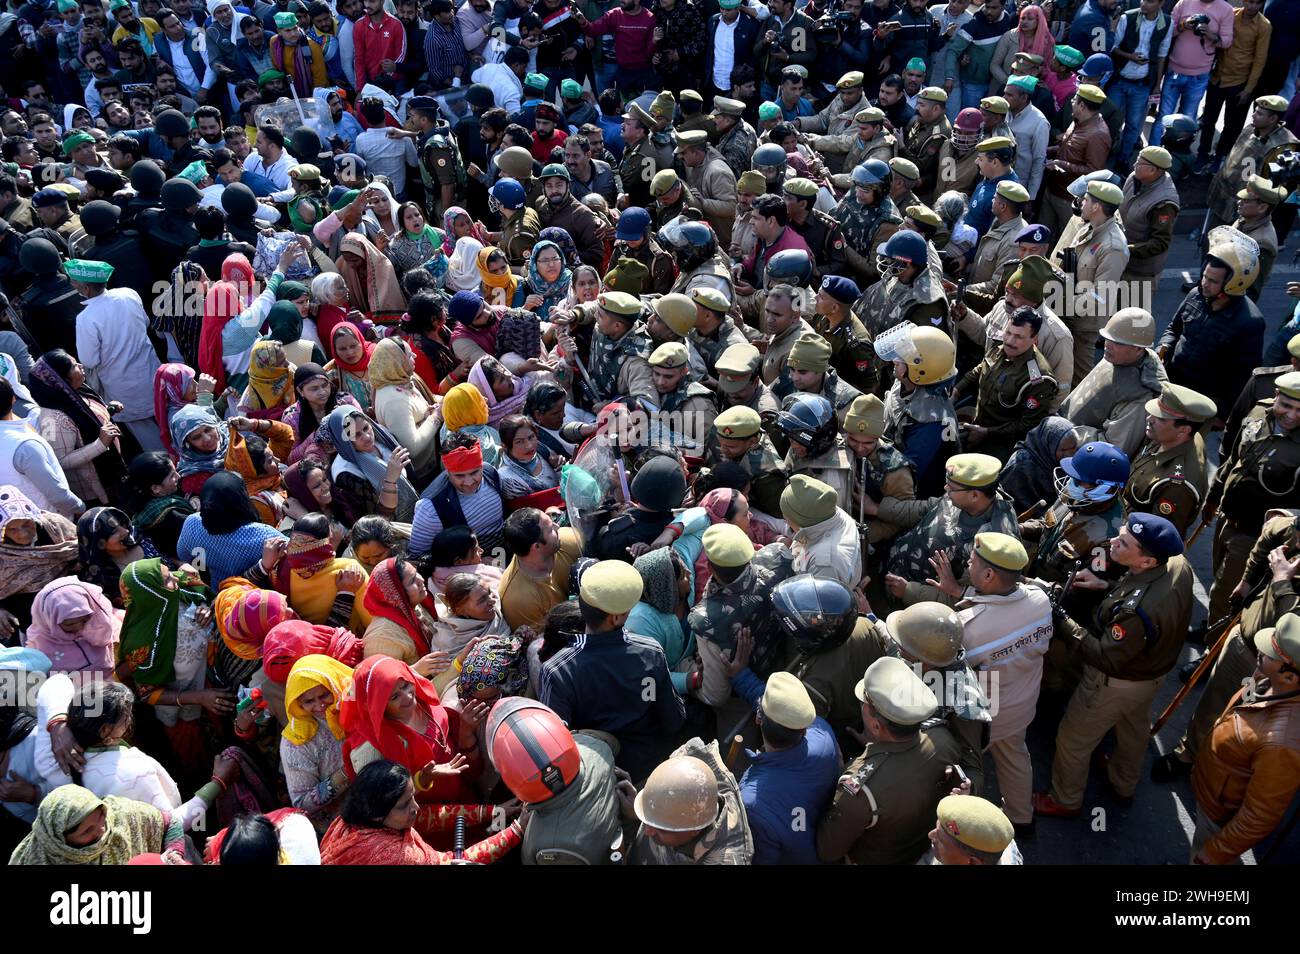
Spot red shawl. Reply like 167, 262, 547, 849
261, 619, 364, 684
318, 815, 521, 865
338, 655, 451, 777
361, 557, 435, 658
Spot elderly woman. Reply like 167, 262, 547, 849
627, 546, 700, 696
400, 291, 462, 396
430, 571, 511, 661
238, 338, 296, 421
336, 232, 406, 326
152, 363, 199, 458
175, 472, 287, 586
999, 416, 1078, 513
324, 406, 416, 523
280, 653, 354, 832
439, 382, 502, 467
324, 321, 374, 412
496, 414, 560, 503
410, 433, 505, 558
310, 273, 354, 359
24, 577, 121, 681
319, 760, 525, 865
0, 486, 79, 634
30, 350, 128, 509
370, 338, 441, 485
9, 785, 190, 865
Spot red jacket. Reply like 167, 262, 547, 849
353, 12, 407, 89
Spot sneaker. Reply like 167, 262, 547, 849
1151, 752, 1192, 784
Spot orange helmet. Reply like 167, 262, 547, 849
487, 698, 581, 804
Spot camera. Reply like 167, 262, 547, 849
813, 0, 858, 40
1267, 149, 1300, 190
1186, 13, 1210, 36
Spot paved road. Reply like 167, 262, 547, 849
1014, 196, 1300, 864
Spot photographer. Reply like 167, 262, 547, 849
1150, 0, 1235, 147
810, 0, 873, 95
873, 0, 942, 81
753, 0, 817, 99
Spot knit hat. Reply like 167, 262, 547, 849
602, 256, 648, 294
737, 171, 767, 195
630, 456, 687, 513
780, 474, 838, 528
787, 332, 832, 373
448, 289, 484, 324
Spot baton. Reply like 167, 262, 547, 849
1150, 608, 1242, 737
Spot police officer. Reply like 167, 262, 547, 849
14, 237, 84, 358
776, 394, 854, 510
875, 453, 1021, 609
900, 86, 952, 200
887, 157, 925, 226
645, 293, 708, 383
923, 795, 1021, 864
876, 323, 961, 496
701, 405, 788, 516
835, 158, 903, 286
816, 656, 971, 865
491, 177, 541, 268
710, 96, 760, 182
585, 291, 657, 410
953, 307, 1059, 462
853, 230, 949, 354
1202, 372, 1300, 628
1123, 383, 1215, 537
784, 176, 850, 278
761, 282, 816, 398
1033, 513, 1194, 817
812, 106, 896, 182
964, 181, 1029, 291
628, 741, 753, 865
617, 102, 660, 211
611, 206, 675, 295
1222, 332, 1300, 453
1206, 94, 1298, 232
810, 275, 874, 396
785, 332, 862, 423
843, 394, 916, 561
408, 95, 462, 221
714, 343, 782, 441
649, 169, 702, 231
687, 286, 748, 380
1119, 146, 1180, 311
647, 342, 716, 451
1231, 175, 1284, 301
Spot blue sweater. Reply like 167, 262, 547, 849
175, 514, 287, 587
1068, 0, 1117, 56
732, 668, 843, 865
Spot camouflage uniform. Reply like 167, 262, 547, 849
811, 309, 877, 395
701, 429, 788, 517
900, 113, 952, 200
717, 119, 759, 181
655, 377, 717, 451
631, 738, 753, 865
882, 378, 962, 497
690, 543, 796, 679
588, 321, 655, 408
782, 368, 862, 423
836, 193, 902, 286
418, 121, 464, 221
619, 136, 660, 208
782, 437, 855, 512
688, 320, 749, 378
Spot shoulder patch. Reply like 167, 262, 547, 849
1111, 624, 1126, 641
1158, 500, 1174, 515
1025, 395, 1040, 410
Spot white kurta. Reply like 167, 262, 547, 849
75, 288, 161, 423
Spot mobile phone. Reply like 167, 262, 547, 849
947, 765, 969, 789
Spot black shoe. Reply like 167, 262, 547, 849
1186, 621, 1208, 647
1093, 750, 1135, 807
1013, 820, 1037, 843
1179, 655, 1202, 684
1151, 752, 1191, 784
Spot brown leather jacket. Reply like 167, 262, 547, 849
1191, 683, 1300, 864
1045, 113, 1113, 198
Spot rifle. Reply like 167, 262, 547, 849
1150, 607, 1242, 737
1052, 559, 1083, 610
1184, 518, 1209, 550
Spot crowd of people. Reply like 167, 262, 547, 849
0, 0, 1298, 868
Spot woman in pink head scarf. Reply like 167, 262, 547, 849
24, 576, 123, 681
692, 488, 783, 595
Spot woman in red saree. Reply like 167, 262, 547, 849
337, 654, 498, 846
320, 760, 526, 865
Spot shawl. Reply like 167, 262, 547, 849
476, 244, 520, 308
368, 337, 417, 391
339, 654, 447, 775
633, 546, 678, 616
468, 357, 528, 426
362, 558, 433, 658
1016, 4, 1054, 62
441, 207, 489, 256
283, 457, 331, 514
262, 618, 364, 684
214, 577, 296, 660
538, 227, 580, 268
455, 634, 528, 700
441, 382, 489, 431
29, 357, 126, 496
366, 181, 401, 235
0, 486, 78, 599
430, 608, 510, 656
152, 363, 195, 458
134, 493, 195, 536
329, 321, 373, 376
284, 653, 353, 745
446, 236, 485, 292
201, 280, 243, 395
270, 33, 316, 96
170, 403, 230, 478
227, 429, 285, 510
25, 577, 121, 677
319, 816, 444, 865
117, 558, 211, 687
243, 338, 295, 413
324, 406, 413, 497
288, 362, 340, 441
10, 787, 165, 866
76, 506, 137, 597
526, 239, 573, 316
337, 232, 406, 325
1000, 415, 1076, 513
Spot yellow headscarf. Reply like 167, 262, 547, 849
245, 339, 294, 409
367, 337, 416, 391
283, 653, 353, 746
442, 382, 489, 431
477, 244, 520, 308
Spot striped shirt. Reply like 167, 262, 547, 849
423, 18, 469, 88
409, 480, 505, 556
